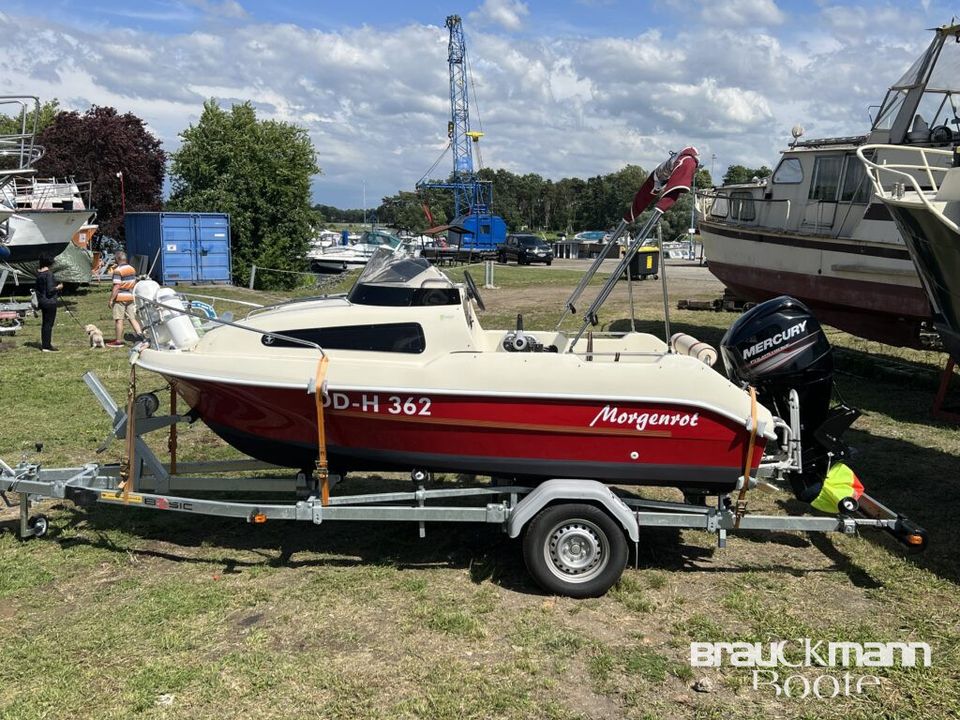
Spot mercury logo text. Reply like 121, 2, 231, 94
742, 321, 807, 360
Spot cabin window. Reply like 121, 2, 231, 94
839, 156, 870, 203
809, 156, 842, 202
261, 322, 426, 353
729, 191, 756, 221
480, 224, 491, 235
709, 195, 729, 218
772, 158, 803, 184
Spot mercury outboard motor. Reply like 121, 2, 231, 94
720, 296, 859, 502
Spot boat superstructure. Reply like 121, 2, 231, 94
698, 23, 960, 348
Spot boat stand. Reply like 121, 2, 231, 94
932, 357, 960, 423
0, 266, 36, 323
0, 372, 927, 597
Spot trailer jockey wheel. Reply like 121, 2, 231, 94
838, 496, 859, 514
410, 469, 432, 484
522, 504, 628, 598
27, 515, 49, 538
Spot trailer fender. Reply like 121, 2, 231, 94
507, 479, 640, 542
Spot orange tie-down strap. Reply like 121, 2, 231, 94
734, 386, 758, 529
121, 363, 138, 502
313, 355, 331, 505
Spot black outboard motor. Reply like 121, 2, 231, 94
720, 296, 858, 502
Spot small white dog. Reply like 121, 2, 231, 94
85, 323, 106, 349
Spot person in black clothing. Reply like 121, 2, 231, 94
35, 253, 63, 352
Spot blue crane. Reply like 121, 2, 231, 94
417, 15, 506, 252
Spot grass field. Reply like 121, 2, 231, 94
1, 262, 959, 720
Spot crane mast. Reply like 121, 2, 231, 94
417, 15, 505, 252
446, 14, 489, 216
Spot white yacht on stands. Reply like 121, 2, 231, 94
698, 23, 960, 348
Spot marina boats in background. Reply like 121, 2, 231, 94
661, 238, 701, 261
308, 228, 420, 273
697, 22, 960, 348
308, 229, 341, 253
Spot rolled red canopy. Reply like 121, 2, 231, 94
623, 146, 700, 222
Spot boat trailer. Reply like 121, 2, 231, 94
0, 372, 927, 598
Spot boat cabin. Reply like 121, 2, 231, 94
702, 22, 960, 243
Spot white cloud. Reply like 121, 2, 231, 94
0, 6, 943, 206
470, 0, 529, 31
186, 0, 248, 20
698, 0, 784, 27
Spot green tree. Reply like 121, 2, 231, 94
722, 164, 771, 185
376, 189, 449, 232
0, 98, 60, 136
168, 100, 320, 289
34, 106, 166, 238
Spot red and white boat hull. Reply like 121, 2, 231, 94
174, 378, 766, 490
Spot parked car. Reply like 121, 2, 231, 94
497, 234, 554, 265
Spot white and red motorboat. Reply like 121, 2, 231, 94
134, 248, 774, 489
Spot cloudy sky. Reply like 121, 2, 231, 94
0, 0, 952, 208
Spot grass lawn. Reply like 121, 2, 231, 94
1, 262, 959, 720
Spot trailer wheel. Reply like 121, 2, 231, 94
522, 504, 628, 598
27, 515, 49, 538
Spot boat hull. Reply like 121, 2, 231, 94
884, 203, 960, 362
309, 257, 369, 274
173, 377, 765, 491
3, 210, 92, 264
700, 220, 930, 347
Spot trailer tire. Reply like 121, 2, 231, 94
522, 503, 628, 598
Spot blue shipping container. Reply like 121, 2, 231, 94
124, 212, 232, 285
447, 213, 507, 250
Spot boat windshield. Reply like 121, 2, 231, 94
360, 229, 404, 249
354, 248, 434, 285
347, 248, 459, 306
873, 24, 960, 133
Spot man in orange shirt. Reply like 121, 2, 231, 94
107, 251, 143, 347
